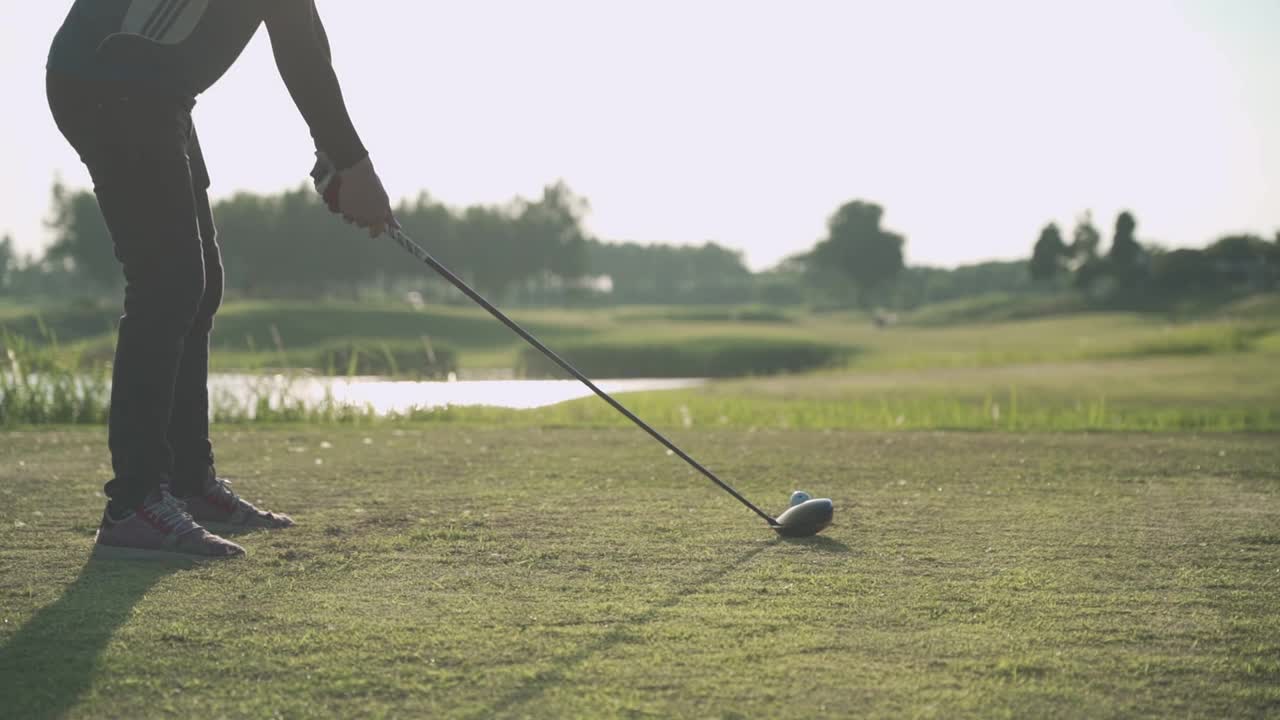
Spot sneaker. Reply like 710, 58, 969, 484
179, 474, 295, 529
95, 492, 245, 559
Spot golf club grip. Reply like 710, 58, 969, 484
387, 227, 779, 526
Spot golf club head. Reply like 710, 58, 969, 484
771, 498, 834, 538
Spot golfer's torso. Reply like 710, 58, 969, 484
48, 0, 266, 98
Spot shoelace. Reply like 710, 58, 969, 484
209, 477, 247, 511
147, 493, 200, 536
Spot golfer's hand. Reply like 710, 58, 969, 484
312, 153, 393, 238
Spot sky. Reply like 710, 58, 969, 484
3, 0, 1278, 270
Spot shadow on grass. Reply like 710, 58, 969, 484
0, 551, 189, 720
782, 534, 851, 553
471, 541, 776, 719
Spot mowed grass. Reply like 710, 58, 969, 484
500, 353, 1280, 432
1, 426, 1278, 718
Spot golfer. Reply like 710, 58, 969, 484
46, 0, 393, 557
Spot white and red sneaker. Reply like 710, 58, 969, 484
178, 473, 295, 530
95, 491, 245, 559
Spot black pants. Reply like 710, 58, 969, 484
47, 72, 222, 509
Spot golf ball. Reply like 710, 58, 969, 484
789, 490, 812, 507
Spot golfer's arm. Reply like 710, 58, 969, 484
264, 0, 368, 170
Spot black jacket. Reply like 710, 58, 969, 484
48, 0, 367, 168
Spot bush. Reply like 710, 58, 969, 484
517, 337, 851, 378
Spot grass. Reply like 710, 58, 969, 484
314, 338, 458, 378
2, 299, 1277, 716
422, 352, 1279, 432
902, 291, 1090, 326
0, 427, 1277, 718
4, 295, 1278, 375
4, 351, 1278, 431
517, 336, 850, 378
0, 329, 109, 426
3, 315, 1279, 430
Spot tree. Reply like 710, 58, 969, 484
808, 200, 905, 307
515, 182, 591, 282
458, 204, 523, 298
1070, 212, 1101, 261
44, 181, 118, 291
1029, 223, 1069, 284
1207, 234, 1269, 263
1150, 248, 1215, 296
1272, 231, 1280, 285
1205, 234, 1272, 290
585, 239, 752, 304
1069, 212, 1103, 290
1107, 211, 1145, 280
0, 234, 14, 293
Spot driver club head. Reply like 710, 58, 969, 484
771, 498, 834, 538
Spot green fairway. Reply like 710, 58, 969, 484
497, 352, 1280, 432
2, 426, 1277, 718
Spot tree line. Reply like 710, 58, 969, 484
1, 181, 763, 306
1030, 211, 1280, 305
1, 182, 1275, 309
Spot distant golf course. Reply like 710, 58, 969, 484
3, 292, 1279, 429
1, 295, 1278, 717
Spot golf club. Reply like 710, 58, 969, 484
312, 159, 832, 537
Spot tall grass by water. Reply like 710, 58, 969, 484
0, 326, 382, 427
0, 328, 108, 425
3, 332, 1276, 431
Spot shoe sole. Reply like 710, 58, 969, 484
92, 542, 245, 562
198, 519, 295, 532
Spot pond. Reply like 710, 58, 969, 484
207, 374, 704, 416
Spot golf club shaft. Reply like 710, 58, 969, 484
387, 226, 779, 526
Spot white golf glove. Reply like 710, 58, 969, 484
312, 152, 394, 238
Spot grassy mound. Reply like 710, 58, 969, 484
212, 301, 584, 352
1217, 293, 1280, 320
620, 306, 794, 324
1103, 323, 1275, 358
0, 304, 119, 345
516, 337, 851, 378
903, 292, 1089, 326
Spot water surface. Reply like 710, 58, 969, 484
207, 374, 703, 416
